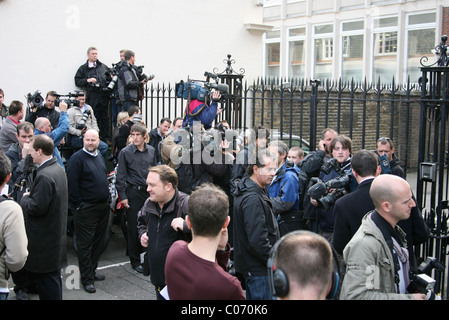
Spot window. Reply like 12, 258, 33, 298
264, 30, 281, 79
406, 12, 436, 83
313, 24, 333, 80
288, 27, 306, 78
341, 20, 364, 82
372, 16, 398, 83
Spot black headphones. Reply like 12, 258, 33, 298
267, 231, 341, 299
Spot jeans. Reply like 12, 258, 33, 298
243, 274, 274, 300
0, 292, 8, 300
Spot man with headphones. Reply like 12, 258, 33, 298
267, 230, 339, 300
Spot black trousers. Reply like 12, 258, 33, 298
87, 93, 110, 141
126, 186, 148, 268
74, 201, 109, 286
27, 270, 62, 300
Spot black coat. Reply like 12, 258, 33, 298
20, 157, 68, 273
74, 59, 110, 97
233, 176, 279, 276
333, 178, 375, 255
136, 190, 190, 286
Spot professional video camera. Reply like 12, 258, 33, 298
307, 174, 350, 210
175, 71, 229, 103
54, 92, 83, 109
408, 257, 445, 300
26, 90, 45, 111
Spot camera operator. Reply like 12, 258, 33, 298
308, 135, 356, 243
74, 46, 111, 144
340, 174, 426, 300
66, 91, 108, 158
182, 90, 223, 130
25, 91, 60, 129
117, 50, 149, 111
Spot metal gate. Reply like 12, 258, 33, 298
416, 36, 449, 298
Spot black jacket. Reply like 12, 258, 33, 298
233, 176, 279, 276
74, 60, 110, 97
117, 61, 141, 103
333, 178, 376, 255
20, 157, 68, 273
136, 190, 190, 286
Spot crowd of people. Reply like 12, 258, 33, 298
0, 47, 435, 301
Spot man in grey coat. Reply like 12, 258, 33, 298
340, 174, 426, 300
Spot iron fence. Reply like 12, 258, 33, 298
137, 73, 449, 298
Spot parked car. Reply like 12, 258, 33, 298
270, 131, 310, 155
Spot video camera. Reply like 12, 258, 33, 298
25, 90, 45, 111
54, 92, 84, 109
134, 65, 155, 83
408, 257, 445, 300
176, 71, 229, 103
307, 174, 350, 210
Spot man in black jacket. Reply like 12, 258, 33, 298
25, 91, 60, 128
116, 123, 157, 273
20, 134, 68, 300
137, 165, 190, 300
117, 50, 147, 111
74, 47, 111, 143
233, 149, 279, 300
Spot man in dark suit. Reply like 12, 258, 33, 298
333, 150, 381, 256
20, 134, 68, 300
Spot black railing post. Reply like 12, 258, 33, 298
309, 79, 320, 150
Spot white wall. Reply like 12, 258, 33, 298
0, 0, 264, 106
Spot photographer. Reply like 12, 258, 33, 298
117, 50, 148, 111
66, 91, 108, 158
308, 135, 356, 242
74, 46, 111, 143
299, 128, 338, 231
25, 91, 60, 128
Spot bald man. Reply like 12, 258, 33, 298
67, 129, 109, 293
33, 101, 69, 168
340, 174, 426, 300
